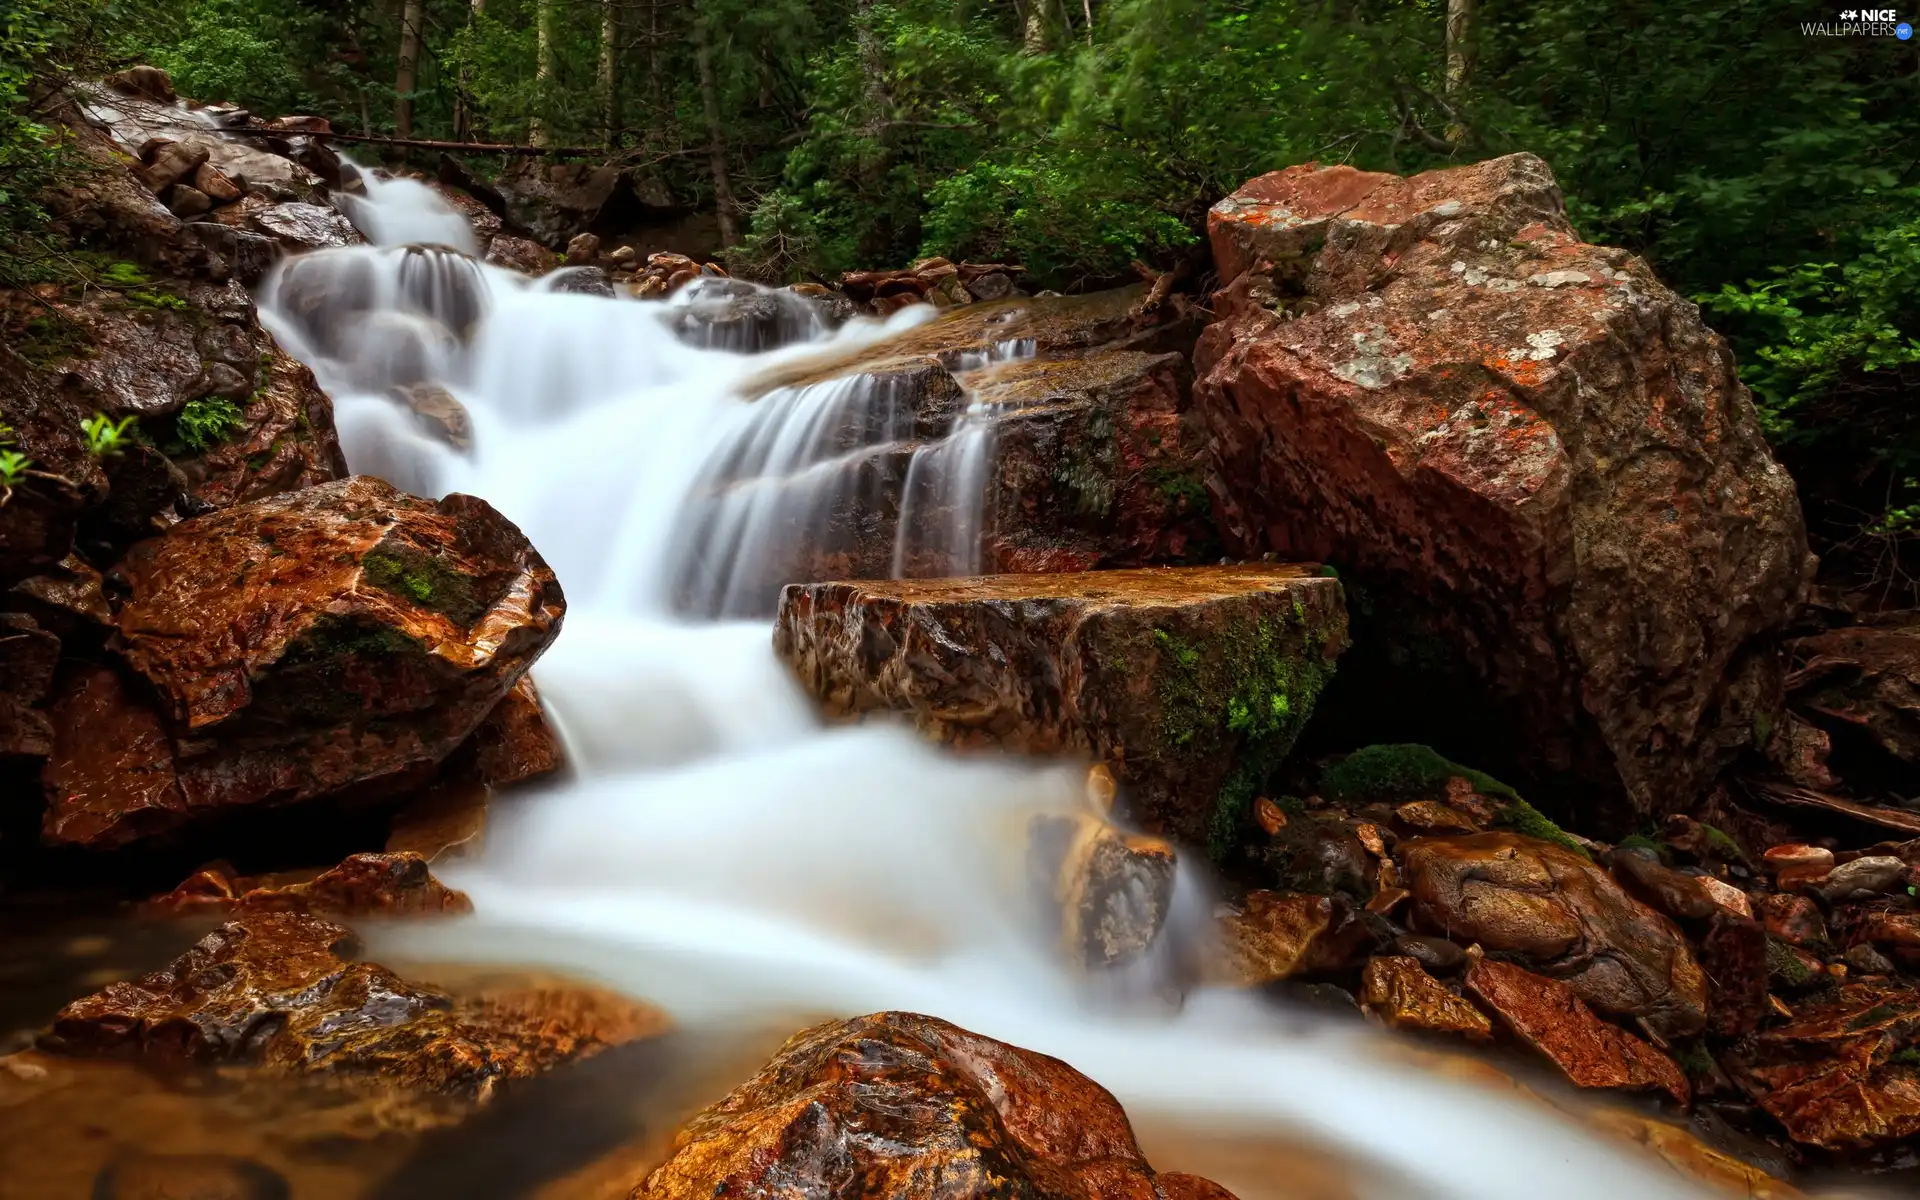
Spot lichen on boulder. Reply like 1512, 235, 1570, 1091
41, 475, 564, 848
774, 563, 1346, 849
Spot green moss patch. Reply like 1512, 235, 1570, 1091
1148, 607, 1338, 860
361, 541, 491, 625
1320, 743, 1589, 859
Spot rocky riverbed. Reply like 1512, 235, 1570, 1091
1, 66, 1918, 1200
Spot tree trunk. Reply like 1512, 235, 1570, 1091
693, 13, 738, 246
1022, 1, 1050, 54
1444, 0, 1476, 143
855, 0, 891, 133
599, 0, 622, 146
454, 0, 486, 142
530, 0, 554, 148
394, 0, 425, 140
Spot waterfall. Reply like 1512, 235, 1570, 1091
252, 174, 1717, 1200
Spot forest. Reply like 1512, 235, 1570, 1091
3, 1, 1917, 583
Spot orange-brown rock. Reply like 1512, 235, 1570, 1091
41, 475, 564, 848
40, 912, 662, 1105
1464, 958, 1690, 1106
1756, 892, 1827, 947
465, 675, 565, 788
1400, 832, 1709, 1038
774, 565, 1345, 847
1739, 981, 1920, 1150
149, 852, 471, 917
1196, 153, 1809, 820
1359, 955, 1492, 1040
630, 1011, 1230, 1200
1208, 891, 1336, 986
1029, 810, 1177, 969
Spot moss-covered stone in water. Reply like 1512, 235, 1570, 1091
361, 542, 490, 625
1148, 612, 1337, 859
1320, 744, 1590, 859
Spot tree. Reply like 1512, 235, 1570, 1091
692, 8, 737, 245
394, 0, 426, 139
599, 0, 622, 145
530, 0, 554, 147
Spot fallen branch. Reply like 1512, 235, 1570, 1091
1745, 779, 1920, 837
222, 128, 609, 158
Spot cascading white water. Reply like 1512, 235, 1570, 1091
256, 175, 1725, 1200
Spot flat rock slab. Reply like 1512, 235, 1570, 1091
774, 564, 1346, 849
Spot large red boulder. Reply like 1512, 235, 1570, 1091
41, 475, 564, 848
1195, 153, 1810, 821
631, 1011, 1236, 1200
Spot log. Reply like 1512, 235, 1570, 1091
1746, 779, 1920, 837
221, 128, 606, 158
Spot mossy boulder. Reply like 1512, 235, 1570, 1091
41, 476, 564, 849
773, 564, 1346, 850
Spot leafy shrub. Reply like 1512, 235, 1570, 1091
174, 395, 246, 452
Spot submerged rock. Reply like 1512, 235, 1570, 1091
42, 476, 564, 848
630, 1011, 1235, 1200
148, 852, 472, 917
774, 564, 1346, 848
1399, 832, 1709, 1039
40, 912, 664, 1105
1028, 808, 1177, 969
1465, 958, 1690, 1106
1197, 153, 1810, 822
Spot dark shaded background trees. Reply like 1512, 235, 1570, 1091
5, 0, 1918, 590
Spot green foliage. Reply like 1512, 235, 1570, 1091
174, 395, 246, 452
1495, 798, 1590, 861
0, 422, 30, 497
80, 411, 136, 458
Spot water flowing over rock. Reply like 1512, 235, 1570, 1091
1196, 152, 1811, 825
775, 565, 1345, 848
630, 1011, 1237, 1200
688, 287, 1210, 615
40, 912, 665, 1106
1399, 832, 1708, 1039
41, 476, 563, 848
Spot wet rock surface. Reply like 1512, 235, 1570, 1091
39, 911, 666, 1108
775, 564, 1345, 847
1465, 958, 1690, 1105
1400, 832, 1709, 1038
631, 1011, 1236, 1200
1197, 153, 1810, 822
147, 851, 472, 917
42, 475, 564, 848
